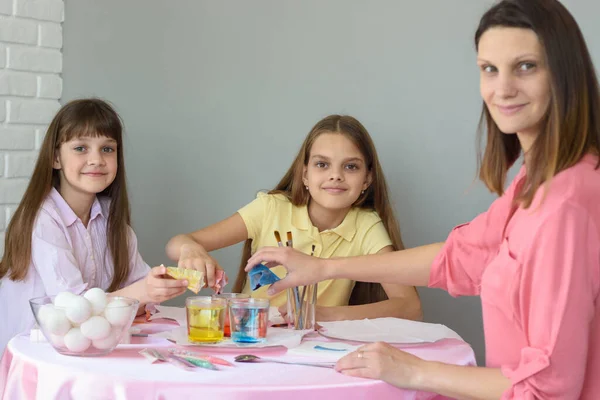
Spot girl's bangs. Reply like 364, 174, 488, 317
58, 108, 121, 144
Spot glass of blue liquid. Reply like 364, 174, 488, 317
229, 298, 270, 344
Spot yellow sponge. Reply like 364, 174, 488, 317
166, 266, 205, 294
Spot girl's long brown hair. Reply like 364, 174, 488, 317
475, 0, 600, 206
233, 115, 405, 305
0, 98, 132, 292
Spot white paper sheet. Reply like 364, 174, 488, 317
286, 341, 361, 362
317, 318, 463, 344
151, 326, 310, 348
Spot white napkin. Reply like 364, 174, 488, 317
148, 305, 187, 326
286, 341, 361, 362
149, 305, 285, 326
268, 307, 285, 325
151, 326, 310, 348
318, 318, 463, 344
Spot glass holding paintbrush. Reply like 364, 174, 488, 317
274, 230, 318, 330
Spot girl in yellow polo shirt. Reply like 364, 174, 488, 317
166, 115, 422, 321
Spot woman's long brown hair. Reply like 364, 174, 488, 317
0, 98, 132, 292
475, 0, 600, 206
233, 115, 406, 305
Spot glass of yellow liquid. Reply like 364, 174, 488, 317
185, 296, 226, 343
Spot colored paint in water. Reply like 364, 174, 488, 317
229, 298, 269, 344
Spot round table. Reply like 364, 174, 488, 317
1, 320, 476, 400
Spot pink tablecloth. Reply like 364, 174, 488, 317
0, 319, 476, 400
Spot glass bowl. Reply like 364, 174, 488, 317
29, 295, 139, 356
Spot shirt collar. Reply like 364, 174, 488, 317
291, 203, 358, 242
49, 187, 105, 227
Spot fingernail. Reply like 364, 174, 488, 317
267, 289, 274, 295
183, 280, 188, 286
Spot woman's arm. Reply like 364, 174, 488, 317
317, 246, 423, 321
246, 242, 444, 293
247, 175, 525, 294
336, 342, 509, 400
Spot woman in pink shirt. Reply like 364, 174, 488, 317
0, 99, 189, 355
245, 0, 600, 398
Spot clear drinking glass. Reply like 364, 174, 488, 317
212, 292, 250, 337
229, 298, 270, 344
286, 284, 317, 330
185, 296, 226, 343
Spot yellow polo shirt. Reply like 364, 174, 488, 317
237, 192, 393, 308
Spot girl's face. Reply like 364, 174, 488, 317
478, 27, 551, 151
302, 132, 372, 212
53, 135, 118, 198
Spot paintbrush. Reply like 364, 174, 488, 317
310, 245, 318, 329
282, 231, 301, 325
306, 244, 319, 330
274, 231, 283, 247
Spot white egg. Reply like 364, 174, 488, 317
54, 291, 77, 308
83, 288, 107, 316
37, 303, 55, 326
50, 334, 65, 348
64, 328, 91, 352
64, 296, 92, 325
104, 299, 132, 326
80, 316, 111, 340
92, 329, 119, 350
43, 308, 71, 336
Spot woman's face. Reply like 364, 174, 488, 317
477, 27, 551, 151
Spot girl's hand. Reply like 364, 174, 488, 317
245, 246, 326, 294
144, 265, 188, 303
178, 244, 223, 289
335, 342, 426, 390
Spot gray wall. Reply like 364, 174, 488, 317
62, 0, 600, 365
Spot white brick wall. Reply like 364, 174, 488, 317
0, 0, 63, 254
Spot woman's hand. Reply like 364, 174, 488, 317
335, 342, 426, 390
177, 243, 224, 289
245, 246, 327, 294
144, 265, 188, 303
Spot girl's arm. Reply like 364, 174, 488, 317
112, 266, 187, 307
316, 246, 423, 321
113, 227, 188, 311
165, 213, 249, 286
30, 214, 189, 312
166, 213, 249, 256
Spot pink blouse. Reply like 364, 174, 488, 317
0, 188, 150, 355
429, 154, 600, 399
